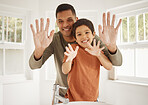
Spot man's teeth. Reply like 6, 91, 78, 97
63, 28, 69, 31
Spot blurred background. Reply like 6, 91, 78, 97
0, 0, 148, 105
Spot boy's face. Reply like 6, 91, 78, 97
56, 10, 78, 38
76, 25, 95, 49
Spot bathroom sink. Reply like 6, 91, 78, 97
58, 101, 111, 105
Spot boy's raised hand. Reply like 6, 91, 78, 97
30, 18, 54, 59
85, 39, 105, 57
64, 44, 79, 62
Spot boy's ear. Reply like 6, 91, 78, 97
93, 31, 96, 37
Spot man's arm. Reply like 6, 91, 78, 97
29, 41, 54, 69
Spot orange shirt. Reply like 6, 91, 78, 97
63, 44, 101, 102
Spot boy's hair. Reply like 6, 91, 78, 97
56, 3, 76, 18
72, 18, 95, 39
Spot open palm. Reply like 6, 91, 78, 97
85, 39, 105, 57
30, 18, 54, 51
64, 44, 79, 62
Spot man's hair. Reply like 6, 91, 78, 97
56, 3, 76, 18
72, 18, 95, 39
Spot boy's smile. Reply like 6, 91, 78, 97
76, 25, 95, 49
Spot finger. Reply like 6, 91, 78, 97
93, 39, 96, 47
48, 30, 54, 40
45, 18, 50, 33
115, 19, 122, 31
107, 12, 110, 26
98, 25, 102, 36
97, 41, 100, 48
75, 46, 79, 52
100, 46, 105, 51
68, 44, 74, 51
103, 13, 106, 27
30, 24, 35, 37
40, 18, 44, 32
64, 52, 70, 56
35, 19, 39, 33
65, 46, 71, 53
111, 14, 115, 27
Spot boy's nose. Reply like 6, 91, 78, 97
82, 34, 87, 38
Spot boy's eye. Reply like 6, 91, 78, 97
77, 34, 81, 36
85, 32, 89, 34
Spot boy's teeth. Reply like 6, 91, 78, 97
82, 40, 88, 43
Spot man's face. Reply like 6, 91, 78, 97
56, 10, 77, 37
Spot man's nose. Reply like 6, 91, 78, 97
63, 21, 69, 27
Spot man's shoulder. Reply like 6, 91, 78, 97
53, 32, 60, 39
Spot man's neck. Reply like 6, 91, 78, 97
63, 35, 76, 43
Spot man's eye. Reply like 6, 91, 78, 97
59, 21, 63, 23
68, 19, 73, 22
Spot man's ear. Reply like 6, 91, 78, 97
76, 17, 78, 21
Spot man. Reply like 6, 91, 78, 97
29, 3, 122, 97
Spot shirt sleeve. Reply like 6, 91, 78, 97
94, 35, 122, 66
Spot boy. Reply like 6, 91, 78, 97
62, 19, 112, 101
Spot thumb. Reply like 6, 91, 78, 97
85, 48, 90, 53
75, 46, 79, 53
48, 30, 54, 39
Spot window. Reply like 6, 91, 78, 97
114, 8, 148, 83
108, 1, 148, 84
0, 5, 28, 83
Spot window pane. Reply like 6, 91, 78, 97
129, 16, 136, 42
116, 48, 134, 76
4, 16, 7, 41
136, 48, 148, 78
8, 17, 15, 42
16, 18, 22, 43
138, 14, 144, 41
0, 49, 3, 75
122, 17, 128, 42
0, 16, 2, 41
5, 49, 24, 75
145, 13, 148, 40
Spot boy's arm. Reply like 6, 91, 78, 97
62, 44, 79, 74
62, 60, 73, 74
97, 53, 112, 70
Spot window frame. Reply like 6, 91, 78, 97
0, 4, 29, 83
108, 1, 148, 84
